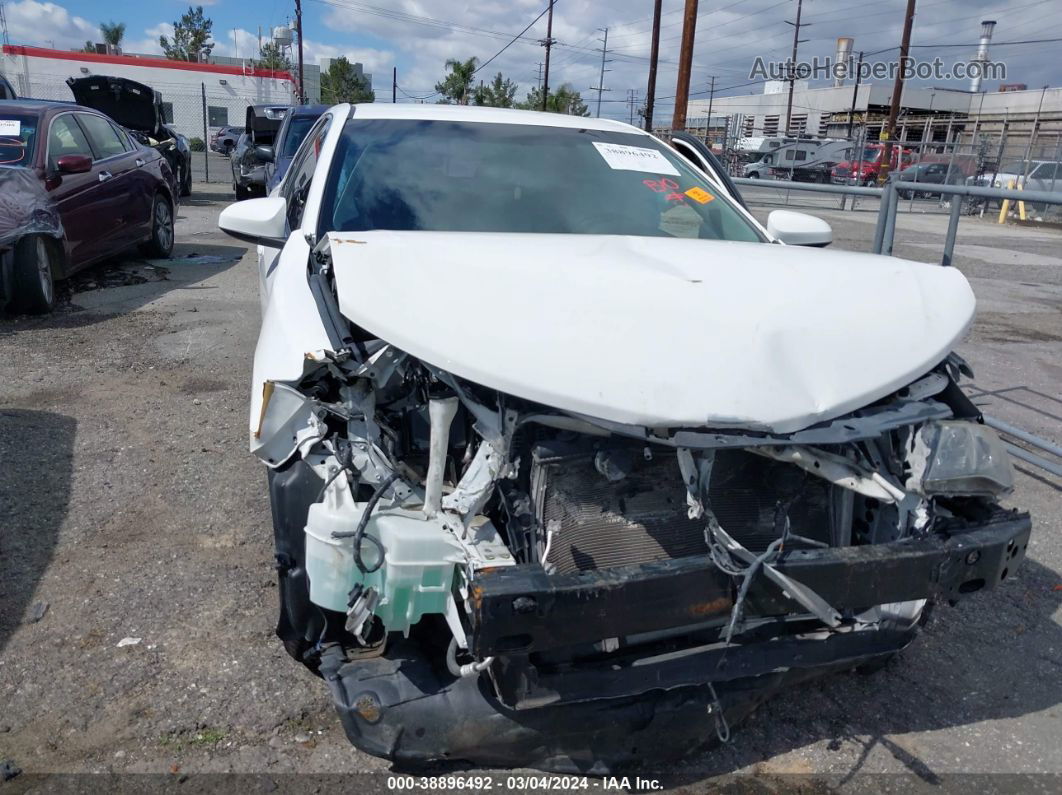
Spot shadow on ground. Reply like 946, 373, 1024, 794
0, 242, 246, 332
0, 410, 76, 655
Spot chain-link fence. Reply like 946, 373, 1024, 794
24, 75, 293, 185
663, 116, 1062, 221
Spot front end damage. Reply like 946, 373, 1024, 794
258, 325, 1029, 770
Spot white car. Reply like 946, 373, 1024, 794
219, 104, 1028, 772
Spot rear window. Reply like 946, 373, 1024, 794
0, 114, 38, 167
280, 115, 320, 159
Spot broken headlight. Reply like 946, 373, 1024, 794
909, 420, 1014, 498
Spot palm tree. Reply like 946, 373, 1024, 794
435, 57, 478, 105
100, 21, 126, 48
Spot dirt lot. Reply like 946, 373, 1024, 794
1, 188, 1060, 788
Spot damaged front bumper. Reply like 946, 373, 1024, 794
319, 509, 1029, 771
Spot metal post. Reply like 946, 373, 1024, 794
392, 67, 397, 103
941, 194, 962, 266
201, 82, 209, 183
882, 184, 900, 255
295, 0, 304, 103
1020, 86, 1048, 185
872, 181, 894, 253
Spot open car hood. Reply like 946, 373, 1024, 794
67, 75, 164, 137
328, 232, 975, 434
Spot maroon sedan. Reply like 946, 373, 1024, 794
0, 99, 175, 313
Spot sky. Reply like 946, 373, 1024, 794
3, 0, 1061, 121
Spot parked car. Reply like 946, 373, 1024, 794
0, 100, 175, 313
894, 161, 966, 198
219, 104, 1028, 772
968, 159, 1062, 191
257, 103, 328, 193
210, 125, 242, 155
66, 75, 189, 198
163, 123, 192, 197
231, 104, 287, 200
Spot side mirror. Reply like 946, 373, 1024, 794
766, 210, 833, 248
218, 196, 288, 248
56, 154, 92, 174
254, 145, 275, 163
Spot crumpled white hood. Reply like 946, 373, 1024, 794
329, 231, 975, 434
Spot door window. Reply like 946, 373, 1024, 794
78, 113, 128, 159
47, 114, 93, 170
283, 114, 332, 230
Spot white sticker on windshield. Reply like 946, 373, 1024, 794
0, 119, 21, 136
592, 141, 679, 176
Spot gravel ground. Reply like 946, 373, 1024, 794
0, 186, 1059, 790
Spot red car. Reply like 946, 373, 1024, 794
0, 99, 176, 313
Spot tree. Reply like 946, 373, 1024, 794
256, 41, 291, 72
435, 57, 478, 105
473, 72, 518, 108
160, 6, 214, 63
321, 57, 375, 104
81, 41, 97, 53
517, 83, 590, 116
100, 21, 125, 47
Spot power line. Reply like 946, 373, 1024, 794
474, 3, 553, 75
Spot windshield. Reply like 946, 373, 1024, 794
320, 119, 764, 242
1000, 160, 1027, 174
0, 114, 37, 167
860, 147, 882, 163
280, 115, 319, 159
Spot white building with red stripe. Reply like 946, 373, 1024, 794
1, 45, 295, 140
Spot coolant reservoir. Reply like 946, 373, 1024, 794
304, 477, 465, 634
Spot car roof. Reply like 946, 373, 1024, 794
346, 102, 647, 134
0, 98, 115, 117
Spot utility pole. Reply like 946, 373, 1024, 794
846, 50, 864, 139
705, 75, 716, 145
644, 0, 662, 131
392, 67, 397, 103
880, 0, 917, 184
0, 2, 10, 48
627, 89, 638, 126
540, 0, 555, 111
295, 0, 305, 104
671, 0, 699, 131
590, 27, 611, 117
535, 62, 544, 90
784, 0, 808, 135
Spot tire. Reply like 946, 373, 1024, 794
222, 142, 234, 157
139, 193, 175, 258
747, 172, 759, 179
234, 182, 251, 201
10, 235, 57, 314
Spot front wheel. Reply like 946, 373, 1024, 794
139, 193, 174, 258
11, 235, 58, 314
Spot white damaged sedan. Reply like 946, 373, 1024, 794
220, 104, 1028, 772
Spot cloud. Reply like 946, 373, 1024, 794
125, 23, 173, 56
4, 0, 97, 49
3, 0, 1059, 121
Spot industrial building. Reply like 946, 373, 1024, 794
685, 22, 1062, 166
